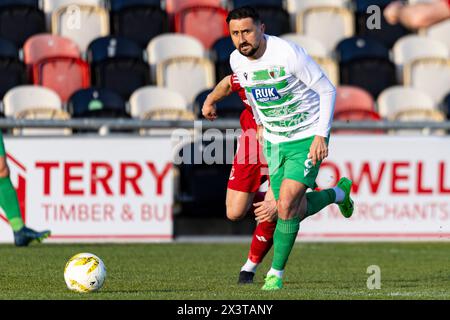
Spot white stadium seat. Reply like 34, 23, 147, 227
129, 86, 194, 136
52, 4, 110, 53
377, 85, 444, 135
43, 0, 105, 29
156, 57, 215, 109
404, 57, 450, 105
392, 35, 449, 82
423, 19, 450, 52
286, 0, 349, 30
147, 33, 205, 83
129, 86, 189, 118
297, 6, 354, 55
377, 85, 436, 119
3, 85, 71, 136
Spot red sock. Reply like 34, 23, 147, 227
248, 220, 277, 263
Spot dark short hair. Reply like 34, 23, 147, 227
226, 6, 261, 24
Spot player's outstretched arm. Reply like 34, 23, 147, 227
202, 75, 233, 121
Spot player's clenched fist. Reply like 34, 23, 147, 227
202, 102, 218, 121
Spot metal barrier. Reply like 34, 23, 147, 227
0, 119, 450, 132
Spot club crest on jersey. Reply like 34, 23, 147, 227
269, 66, 282, 79
251, 87, 281, 103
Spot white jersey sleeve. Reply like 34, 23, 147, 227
287, 44, 336, 138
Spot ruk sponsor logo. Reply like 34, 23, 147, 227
251, 87, 281, 103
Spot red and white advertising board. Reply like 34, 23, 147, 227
302, 135, 450, 241
0, 137, 173, 243
0, 135, 449, 242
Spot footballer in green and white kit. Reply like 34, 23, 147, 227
227, 6, 354, 291
230, 34, 334, 200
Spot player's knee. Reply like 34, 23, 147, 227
226, 207, 246, 221
277, 199, 294, 216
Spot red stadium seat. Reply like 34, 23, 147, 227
23, 34, 80, 80
166, 0, 223, 15
335, 85, 375, 114
33, 56, 90, 102
174, 5, 229, 49
333, 108, 383, 134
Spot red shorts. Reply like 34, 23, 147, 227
227, 109, 268, 193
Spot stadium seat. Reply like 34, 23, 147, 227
392, 35, 449, 83
377, 86, 436, 119
442, 92, 450, 120
211, 36, 235, 83
3, 85, 71, 135
423, 19, 450, 52
0, 38, 27, 99
333, 109, 383, 134
404, 57, 450, 104
110, 0, 169, 48
336, 36, 396, 98
232, 0, 284, 7
286, 0, 349, 31
335, 85, 375, 114
42, 0, 104, 29
166, 0, 223, 14
314, 57, 339, 86
129, 86, 194, 135
392, 108, 446, 136
110, 0, 161, 11
88, 36, 151, 99
251, 6, 292, 36
193, 89, 244, 119
174, 5, 229, 49
32, 56, 90, 102
297, 5, 354, 55
147, 33, 205, 83
52, 4, 110, 53
157, 56, 215, 108
68, 87, 128, 118
0, 1, 45, 47
23, 34, 81, 80
354, 0, 410, 49
280, 34, 328, 58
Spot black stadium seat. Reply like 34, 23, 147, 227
68, 87, 131, 133
87, 36, 151, 100
0, 0, 45, 47
232, 0, 283, 8
110, 0, 169, 48
336, 36, 396, 99
194, 89, 244, 119
211, 36, 235, 83
443, 92, 450, 120
68, 88, 129, 118
354, 0, 410, 48
253, 6, 291, 36
0, 37, 27, 99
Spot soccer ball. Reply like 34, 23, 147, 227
64, 253, 107, 293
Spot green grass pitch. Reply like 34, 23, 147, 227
0, 242, 449, 300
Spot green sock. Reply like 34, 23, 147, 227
272, 216, 300, 271
305, 189, 336, 218
0, 177, 24, 231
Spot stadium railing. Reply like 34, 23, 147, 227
0, 119, 449, 133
